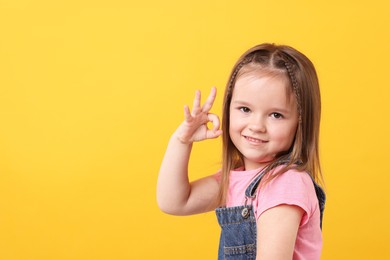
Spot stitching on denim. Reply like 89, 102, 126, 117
219, 219, 255, 227
224, 243, 256, 255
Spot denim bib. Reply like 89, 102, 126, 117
215, 166, 325, 259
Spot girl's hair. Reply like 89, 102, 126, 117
218, 43, 323, 205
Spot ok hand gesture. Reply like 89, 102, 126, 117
175, 87, 222, 144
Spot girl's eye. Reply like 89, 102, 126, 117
271, 112, 283, 119
239, 107, 251, 113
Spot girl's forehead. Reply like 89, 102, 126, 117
232, 72, 296, 106
234, 71, 291, 93
237, 68, 289, 83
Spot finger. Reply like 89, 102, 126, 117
202, 87, 217, 112
206, 129, 223, 139
184, 105, 192, 121
191, 90, 201, 115
207, 113, 220, 131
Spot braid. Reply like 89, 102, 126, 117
284, 61, 302, 123
227, 57, 253, 95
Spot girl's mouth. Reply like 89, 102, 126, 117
244, 136, 268, 143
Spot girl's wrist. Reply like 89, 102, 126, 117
172, 131, 193, 145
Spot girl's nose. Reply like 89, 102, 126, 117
248, 116, 266, 133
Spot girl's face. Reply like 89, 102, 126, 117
229, 73, 299, 170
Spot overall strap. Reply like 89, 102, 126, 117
309, 176, 326, 229
244, 168, 267, 199
245, 160, 290, 198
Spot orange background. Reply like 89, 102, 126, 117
0, 0, 389, 259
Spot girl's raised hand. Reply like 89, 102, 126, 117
175, 87, 222, 144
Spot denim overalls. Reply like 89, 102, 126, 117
215, 166, 326, 260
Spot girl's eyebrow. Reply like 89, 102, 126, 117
231, 100, 251, 105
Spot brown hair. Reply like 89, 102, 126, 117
218, 43, 323, 205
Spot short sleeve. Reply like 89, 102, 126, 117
255, 169, 318, 226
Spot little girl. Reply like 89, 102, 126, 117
157, 43, 325, 260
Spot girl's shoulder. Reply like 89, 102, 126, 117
278, 167, 312, 181
255, 167, 319, 221
261, 167, 317, 199
269, 166, 313, 184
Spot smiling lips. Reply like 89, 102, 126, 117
244, 135, 268, 144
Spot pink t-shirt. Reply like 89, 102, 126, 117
217, 166, 322, 260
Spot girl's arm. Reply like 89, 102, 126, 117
256, 205, 304, 260
157, 87, 222, 216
